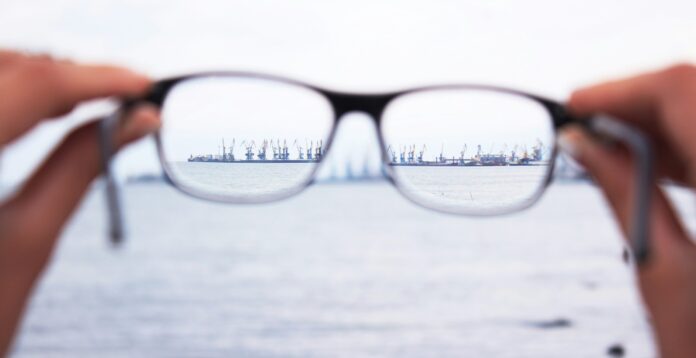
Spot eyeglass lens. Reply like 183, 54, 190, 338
381, 89, 555, 214
159, 76, 334, 201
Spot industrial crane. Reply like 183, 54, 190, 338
306, 140, 313, 160
386, 145, 397, 163
460, 144, 467, 164
417, 144, 426, 163
511, 144, 519, 163
437, 143, 445, 163
293, 140, 304, 160
228, 138, 236, 161
271, 139, 280, 160
282, 139, 290, 160
532, 139, 544, 161
241, 140, 256, 160
314, 140, 324, 160
257, 140, 268, 160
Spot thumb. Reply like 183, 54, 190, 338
557, 125, 688, 263
0, 105, 161, 264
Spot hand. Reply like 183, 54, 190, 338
563, 64, 696, 358
0, 50, 161, 355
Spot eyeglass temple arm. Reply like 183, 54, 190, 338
99, 109, 125, 246
581, 115, 655, 266
97, 86, 163, 246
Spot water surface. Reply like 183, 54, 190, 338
15, 181, 692, 357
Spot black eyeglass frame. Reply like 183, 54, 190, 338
99, 72, 654, 266
147, 72, 571, 209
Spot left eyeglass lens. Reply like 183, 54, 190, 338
159, 76, 334, 202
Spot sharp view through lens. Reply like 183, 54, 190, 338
179, 134, 551, 211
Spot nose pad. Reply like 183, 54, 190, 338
316, 112, 391, 182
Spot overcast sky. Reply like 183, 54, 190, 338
1, 0, 695, 184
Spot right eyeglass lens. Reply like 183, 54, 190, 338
380, 89, 555, 214
158, 75, 334, 202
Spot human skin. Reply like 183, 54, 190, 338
563, 63, 696, 358
0, 50, 161, 356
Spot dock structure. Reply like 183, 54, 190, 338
188, 138, 548, 166
188, 138, 326, 163
386, 140, 547, 167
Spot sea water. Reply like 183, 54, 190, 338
169, 162, 549, 212
12, 180, 696, 357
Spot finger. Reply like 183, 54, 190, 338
568, 64, 696, 122
557, 126, 690, 260
568, 64, 696, 185
568, 70, 663, 124
53, 63, 150, 109
0, 105, 160, 266
0, 50, 24, 67
0, 50, 73, 70
0, 58, 150, 145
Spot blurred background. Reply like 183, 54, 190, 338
1, 0, 696, 356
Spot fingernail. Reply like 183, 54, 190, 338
117, 69, 151, 91
130, 72, 152, 89
130, 71, 150, 83
557, 128, 583, 161
134, 116, 161, 138
121, 107, 161, 140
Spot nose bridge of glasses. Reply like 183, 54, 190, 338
324, 92, 396, 122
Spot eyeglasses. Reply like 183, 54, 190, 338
100, 72, 654, 265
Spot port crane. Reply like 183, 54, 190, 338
293, 140, 304, 160
228, 138, 235, 161
532, 139, 544, 161
271, 139, 290, 160
407, 144, 415, 163
271, 139, 280, 160
386, 145, 397, 163
437, 143, 445, 163
257, 140, 269, 160
510, 145, 519, 163
306, 140, 313, 160
220, 138, 236, 161
282, 139, 290, 160
417, 145, 426, 163
459, 144, 467, 164
240, 140, 256, 160
518, 144, 530, 164
314, 140, 324, 160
